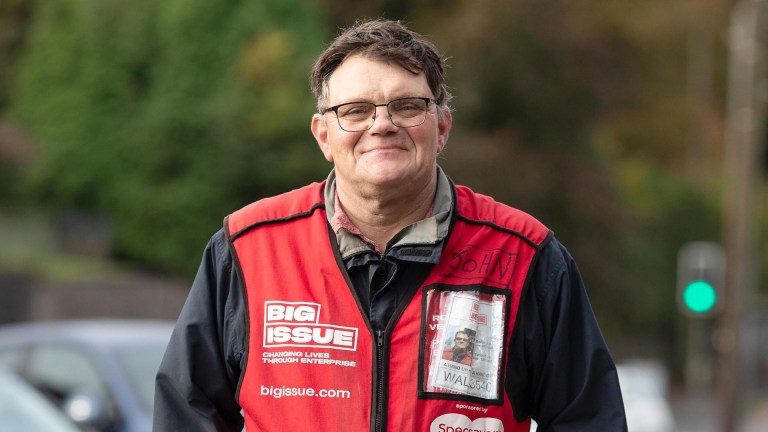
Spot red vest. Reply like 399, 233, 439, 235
226, 182, 550, 432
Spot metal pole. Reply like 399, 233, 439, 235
717, 1, 764, 431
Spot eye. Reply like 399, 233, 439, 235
337, 103, 373, 118
390, 99, 425, 117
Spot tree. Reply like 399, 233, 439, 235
8, 0, 329, 275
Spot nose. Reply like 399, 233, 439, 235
369, 105, 398, 133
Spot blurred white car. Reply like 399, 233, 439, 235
0, 319, 173, 432
617, 359, 677, 432
0, 368, 82, 432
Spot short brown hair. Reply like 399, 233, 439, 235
310, 19, 451, 112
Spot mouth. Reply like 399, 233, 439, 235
362, 145, 406, 155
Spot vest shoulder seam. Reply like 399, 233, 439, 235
230, 202, 325, 241
456, 214, 551, 249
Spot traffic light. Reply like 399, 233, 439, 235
677, 242, 725, 317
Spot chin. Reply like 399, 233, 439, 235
364, 174, 408, 188
359, 166, 409, 184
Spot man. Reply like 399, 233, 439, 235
154, 19, 627, 431
443, 331, 473, 365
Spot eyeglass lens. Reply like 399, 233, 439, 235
334, 98, 428, 132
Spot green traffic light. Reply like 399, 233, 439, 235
683, 280, 717, 313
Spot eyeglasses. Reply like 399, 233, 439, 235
322, 97, 435, 132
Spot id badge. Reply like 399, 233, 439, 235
419, 285, 510, 404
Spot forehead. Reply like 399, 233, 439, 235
326, 55, 431, 103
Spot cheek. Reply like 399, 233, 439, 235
329, 135, 364, 163
407, 129, 440, 154
426, 127, 445, 153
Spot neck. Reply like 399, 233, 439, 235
336, 173, 437, 251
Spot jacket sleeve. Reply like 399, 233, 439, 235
154, 229, 246, 432
506, 237, 628, 431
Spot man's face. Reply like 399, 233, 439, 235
311, 55, 452, 192
454, 333, 469, 349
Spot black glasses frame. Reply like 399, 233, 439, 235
322, 97, 435, 132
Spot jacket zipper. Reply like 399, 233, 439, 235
375, 329, 385, 432
373, 257, 395, 432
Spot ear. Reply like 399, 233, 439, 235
436, 109, 452, 153
311, 114, 334, 162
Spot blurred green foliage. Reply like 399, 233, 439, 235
0, 0, 753, 355
410, 0, 725, 345
5, 0, 328, 274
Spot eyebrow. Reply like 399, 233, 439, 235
330, 94, 431, 105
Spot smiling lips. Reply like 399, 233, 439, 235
361, 143, 408, 154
